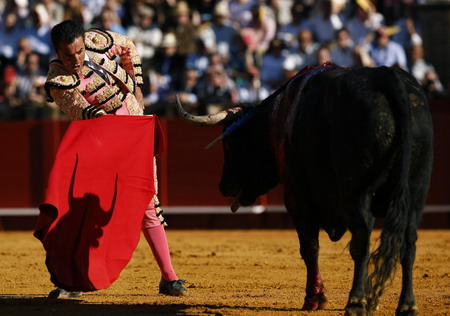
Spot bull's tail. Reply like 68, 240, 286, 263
366, 67, 413, 313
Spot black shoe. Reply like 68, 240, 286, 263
48, 288, 82, 298
159, 278, 188, 296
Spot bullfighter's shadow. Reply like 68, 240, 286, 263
39, 154, 118, 291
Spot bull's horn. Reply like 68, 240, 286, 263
176, 94, 244, 126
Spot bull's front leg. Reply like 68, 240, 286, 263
297, 226, 328, 310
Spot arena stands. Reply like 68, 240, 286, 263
0, 0, 448, 120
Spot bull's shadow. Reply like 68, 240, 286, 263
38, 155, 117, 291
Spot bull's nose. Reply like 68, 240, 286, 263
231, 198, 241, 213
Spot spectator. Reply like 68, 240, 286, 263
273, 0, 296, 26
80, 0, 106, 25
315, 45, 332, 66
185, 38, 210, 77
277, 2, 311, 50
227, 33, 256, 85
127, 5, 162, 74
189, 0, 219, 25
151, 32, 186, 104
330, 28, 355, 67
37, 0, 65, 26
14, 52, 48, 119
166, 68, 201, 115
367, 26, 407, 69
15, 37, 33, 71
409, 43, 446, 98
228, 0, 256, 29
240, 3, 277, 57
102, 0, 126, 22
3, 0, 30, 28
260, 38, 288, 92
352, 44, 375, 67
0, 65, 21, 120
197, 64, 238, 114
284, 29, 320, 74
210, 1, 238, 58
206, 52, 228, 77
25, 5, 54, 64
345, 0, 384, 45
0, 12, 25, 63
236, 69, 270, 104
391, 4, 422, 52
170, 1, 198, 57
309, 0, 346, 44
62, 0, 87, 25
94, 7, 126, 35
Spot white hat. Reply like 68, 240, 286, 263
214, 1, 230, 17
161, 33, 177, 48
174, 1, 190, 16
139, 6, 154, 18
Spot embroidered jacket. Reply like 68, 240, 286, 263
45, 29, 144, 120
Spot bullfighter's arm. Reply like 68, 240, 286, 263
50, 87, 106, 120
107, 31, 144, 88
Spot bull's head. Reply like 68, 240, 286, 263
177, 96, 279, 213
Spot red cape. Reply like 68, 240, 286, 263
34, 115, 164, 291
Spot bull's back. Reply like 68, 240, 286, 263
285, 66, 432, 221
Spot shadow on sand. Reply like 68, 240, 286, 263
0, 294, 345, 315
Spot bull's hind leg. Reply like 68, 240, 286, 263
296, 224, 328, 310
345, 195, 374, 316
396, 224, 419, 316
396, 159, 431, 316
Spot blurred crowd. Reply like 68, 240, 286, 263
0, 0, 447, 120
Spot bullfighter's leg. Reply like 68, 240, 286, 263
142, 197, 188, 296
345, 195, 374, 316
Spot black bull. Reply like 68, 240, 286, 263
177, 64, 433, 315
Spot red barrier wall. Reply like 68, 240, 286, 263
0, 99, 449, 213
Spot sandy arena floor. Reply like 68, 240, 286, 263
0, 229, 449, 315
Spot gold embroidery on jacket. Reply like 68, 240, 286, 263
80, 66, 94, 78
45, 61, 80, 101
51, 88, 88, 120
90, 54, 135, 94
84, 29, 114, 53
86, 76, 106, 94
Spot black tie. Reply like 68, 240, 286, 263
84, 60, 110, 84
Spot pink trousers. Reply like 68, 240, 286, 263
115, 105, 177, 281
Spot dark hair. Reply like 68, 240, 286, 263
51, 20, 85, 52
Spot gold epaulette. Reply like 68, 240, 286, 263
45, 60, 80, 102
85, 28, 114, 54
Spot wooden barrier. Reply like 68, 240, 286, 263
0, 98, 449, 228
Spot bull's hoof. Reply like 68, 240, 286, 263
344, 297, 368, 316
302, 293, 328, 310
396, 305, 418, 316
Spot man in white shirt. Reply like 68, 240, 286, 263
367, 26, 407, 69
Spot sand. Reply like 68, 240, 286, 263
0, 229, 449, 315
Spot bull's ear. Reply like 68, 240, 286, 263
176, 94, 245, 126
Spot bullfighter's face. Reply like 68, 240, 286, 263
56, 35, 86, 74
